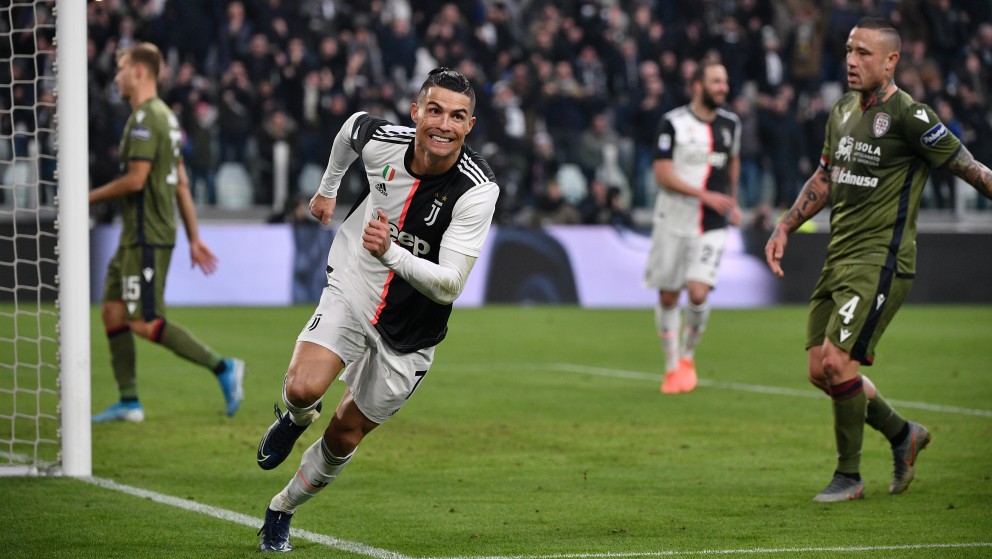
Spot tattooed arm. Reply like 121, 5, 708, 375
946, 145, 992, 201
764, 166, 832, 278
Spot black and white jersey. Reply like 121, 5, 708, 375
328, 113, 498, 353
652, 105, 741, 235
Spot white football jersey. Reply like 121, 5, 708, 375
652, 105, 740, 236
327, 113, 498, 353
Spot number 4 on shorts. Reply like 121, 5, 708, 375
838, 296, 860, 325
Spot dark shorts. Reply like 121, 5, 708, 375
806, 263, 913, 365
103, 245, 173, 321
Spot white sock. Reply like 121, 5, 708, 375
681, 301, 710, 359
269, 438, 354, 514
282, 379, 322, 427
656, 304, 681, 373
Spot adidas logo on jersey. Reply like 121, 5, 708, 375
375, 182, 388, 196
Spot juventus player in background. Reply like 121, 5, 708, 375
645, 60, 742, 395
255, 68, 499, 552
766, 18, 992, 502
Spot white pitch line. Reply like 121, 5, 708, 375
42, 473, 992, 559
449, 362, 992, 418
425, 542, 992, 559
80, 476, 413, 559
553, 363, 992, 418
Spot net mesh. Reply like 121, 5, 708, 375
0, 0, 61, 475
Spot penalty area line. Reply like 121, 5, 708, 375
80, 476, 413, 559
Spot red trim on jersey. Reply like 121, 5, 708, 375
371, 178, 421, 325
698, 123, 714, 234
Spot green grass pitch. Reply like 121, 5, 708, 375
1, 305, 990, 558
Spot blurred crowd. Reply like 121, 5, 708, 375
5, 0, 992, 224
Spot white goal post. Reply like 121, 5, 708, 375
0, 0, 90, 477
56, 0, 92, 477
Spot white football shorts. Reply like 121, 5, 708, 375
296, 285, 435, 424
644, 227, 727, 290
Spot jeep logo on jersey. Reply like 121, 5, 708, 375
389, 222, 432, 256
424, 195, 445, 226
872, 113, 891, 137
682, 150, 728, 168
921, 122, 948, 148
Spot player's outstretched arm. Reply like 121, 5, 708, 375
946, 145, 992, 201
312, 112, 365, 224
765, 166, 831, 278
175, 162, 218, 275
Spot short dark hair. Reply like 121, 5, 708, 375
854, 17, 902, 52
117, 42, 162, 79
418, 67, 476, 113
691, 60, 724, 85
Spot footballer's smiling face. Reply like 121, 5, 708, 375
410, 86, 475, 175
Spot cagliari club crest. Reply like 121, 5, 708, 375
873, 112, 891, 137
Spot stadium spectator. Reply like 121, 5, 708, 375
216, 61, 255, 164
764, 18, 992, 503
579, 179, 634, 227
757, 82, 802, 209
88, 43, 244, 424
254, 68, 499, 553
783, 2, 825, 95
531, 177, 581, 226
732, 93, 764, 208
378, 15, 419, 85
253, 108, 302, 208
576, 111, 624, 183
217, 0, 253, 74
182, 100, 219, 206
646, 61, 741, 395
928, 97, 965, 209
627, 60, 674, 208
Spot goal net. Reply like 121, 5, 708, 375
0, 0, 90, 477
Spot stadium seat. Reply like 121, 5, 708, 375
215, 162, 254, 209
